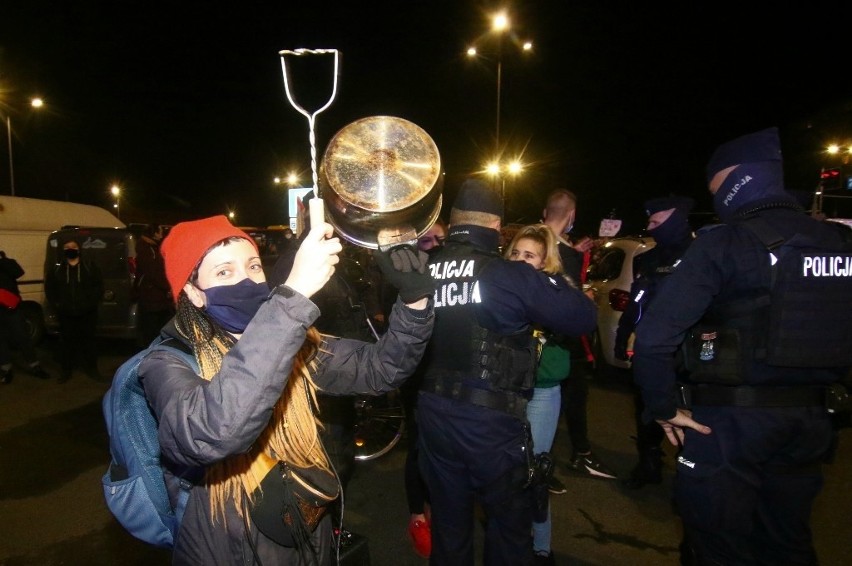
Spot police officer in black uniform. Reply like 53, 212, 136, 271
416, 179, 598, 565
614, 195, 695, 488
633, 127, 852, 565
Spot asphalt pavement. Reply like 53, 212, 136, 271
1, 336, 850, 565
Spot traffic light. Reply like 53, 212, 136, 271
820, 167, 843, 191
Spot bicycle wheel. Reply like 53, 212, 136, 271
353, 389, 406, 461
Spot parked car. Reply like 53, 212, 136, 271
44, 226, 139, 341
585, 236, 656, 372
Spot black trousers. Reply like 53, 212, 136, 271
561, 362, 591, 454
676, 405, 831, 565
56, 310, 99, 375
417, 393, 534, 566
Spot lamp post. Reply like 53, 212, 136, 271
467, 12, 533, 159
111, 184, 121, 220
3, 97, 44, 196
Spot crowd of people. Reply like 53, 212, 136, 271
4, 126, 849, 566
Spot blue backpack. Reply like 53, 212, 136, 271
101, 336, 198, 548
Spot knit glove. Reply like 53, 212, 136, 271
374, 245, 435, 304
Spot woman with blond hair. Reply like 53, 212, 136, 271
140, 215, 434, 565
504, 223, 587, 565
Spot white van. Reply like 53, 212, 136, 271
0, 195, 123, 341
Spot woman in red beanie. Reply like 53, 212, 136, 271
138, 215, 434, 565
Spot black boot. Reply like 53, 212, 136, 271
622, 446, 663, 489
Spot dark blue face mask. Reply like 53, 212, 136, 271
712, 161, 786, 223
203, 278, 270, 333
647, 209, 691, 248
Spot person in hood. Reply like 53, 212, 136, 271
136, 215, 434, 565
45, 238, 105, 383
614, 195, 695, 489
632, 127, 852, 564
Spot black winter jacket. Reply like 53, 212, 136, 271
44, 261, 104, 316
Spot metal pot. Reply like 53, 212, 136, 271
318, 115, 443, 250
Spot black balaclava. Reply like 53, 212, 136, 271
648, 208, 692, 247
705, 127, 797, 223
644, 196, 694, 247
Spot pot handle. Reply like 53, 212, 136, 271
377, 227, 418, 252
279, 47, 341, 203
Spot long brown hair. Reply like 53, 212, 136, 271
173, 270, 329, 525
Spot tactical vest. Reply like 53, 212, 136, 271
682, 216, 852, 384
420, 242, 538, 417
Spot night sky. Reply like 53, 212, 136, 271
1, 1, 850, 236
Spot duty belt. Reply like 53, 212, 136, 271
421, 376, 528, 420
680, 384, 826, 408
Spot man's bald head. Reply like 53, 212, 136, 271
542, 189, 577, 235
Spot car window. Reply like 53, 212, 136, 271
587, 248, 626, 281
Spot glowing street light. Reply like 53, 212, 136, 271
110, 184, 121, 219
274, 171, 300, 187
466, 11, 533, 158
483, 158, 525, 203
3, 96, 45, 196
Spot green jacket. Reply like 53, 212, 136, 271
535, 341, 571, 389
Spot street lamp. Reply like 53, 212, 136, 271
483, 158, 525, 204
3, 97, 45, 196
274, 172, 300, 187
467, 11, 533, 158
111, 184, 121, 220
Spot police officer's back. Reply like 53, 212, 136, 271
416, 179, 597, 566
632, 127, 852, 565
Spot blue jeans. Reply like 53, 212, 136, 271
526, 385, 562, 553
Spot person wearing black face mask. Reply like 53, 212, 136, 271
132, 215, 434, 565
613, 195, 695, 489
45, 238, 105, 383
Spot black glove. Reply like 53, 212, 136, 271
374, 245, 435, 304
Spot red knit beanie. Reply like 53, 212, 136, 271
160, 215, 257, 303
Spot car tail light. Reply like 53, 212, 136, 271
608, 288, 631, 312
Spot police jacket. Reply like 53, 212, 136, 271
138, 289, 433, 565
420, 225, 597, 407
614, 235, 693, 350
633, 203, 851, 422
